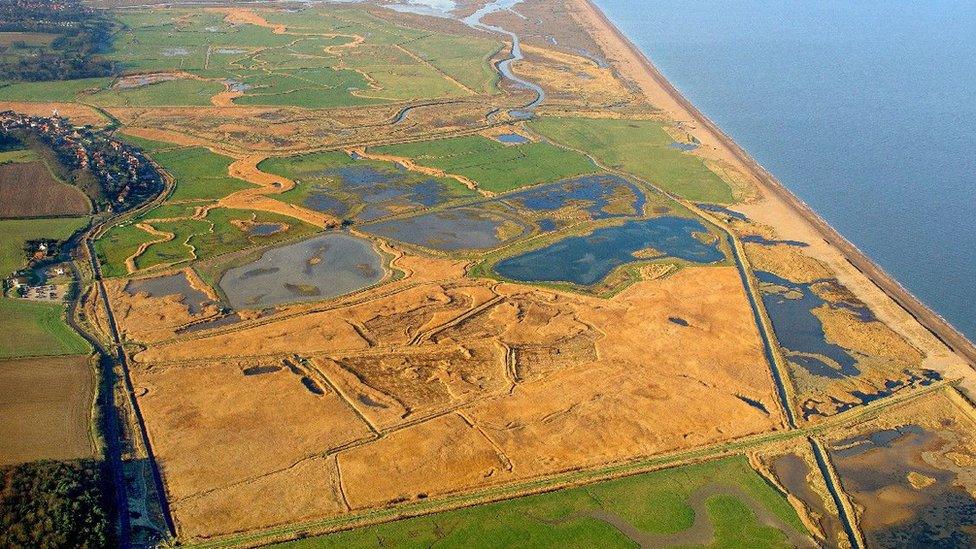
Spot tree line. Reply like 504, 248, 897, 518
0, 0, 118, 82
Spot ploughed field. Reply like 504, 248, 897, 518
5, 1, 976, 547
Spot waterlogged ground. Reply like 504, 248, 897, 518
495, 216, 723, 286
219, 233, 384, 309
755, 268, 942, 419
830, 424, 976, 547
363, 206, 530, 252
125, 271, 213, 315
300, 163, 473, 222
501, 173, 646, 225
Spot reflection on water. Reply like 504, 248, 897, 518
219, 233, 384, 309
461, 0, 545, 115
495, 133, 529, 144
771, 453, 847, 544
755, 270, 860, 379
830, 425, 976, 547
125, 272, 212, 315
495, 216, 723, 286
363, 207, 528, 252
502, 174, 645, 222
303, 164, 466, 222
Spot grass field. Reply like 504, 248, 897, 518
152, 147, 253, 202
0, 77, 111, 102
529, 117, 734, 204
0, 31, 59, 47
0, 217, 89, 275
259, 151, 477, 214
0, 355, 94, 465
0, 299, 91, 359
88, 79, 225, 107
276, 456, 807, 548
101, 7, 501, 109
97, 206, 320, 274
93, 222, 159, 278
0, 149, 37, 165
371, 136, 597, 193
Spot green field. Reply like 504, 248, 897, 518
98, 207, 320, 274
151, 147, 252, 202
0, 298, 91, 359
0, 217, 89, 275
88, 79, 225, 107
371, 136, 597, 193
93, 222, 159, 278
529, 117, 734, 204
276, 456, 806, 548
0, 149, 37, 165
259, 151, 477, 216
98, 7, 501, 109
0, 77, 111, 102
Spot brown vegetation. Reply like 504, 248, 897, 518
0, 161, 89, 218
131, 260, 785, 537
0, 355, 95, 465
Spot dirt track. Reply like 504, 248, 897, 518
576, 0, 976, 368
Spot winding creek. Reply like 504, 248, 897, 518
461, 0, 546, 116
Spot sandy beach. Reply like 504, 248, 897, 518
571, 0, 976, 379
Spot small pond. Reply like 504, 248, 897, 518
302, 164, 467, 222
670, 141, 699, 152
363, 207, 528, 252
502, 174, 645, 221
249, 222, 286, 236
494, 216, 723, 286
495, 133, 529, 144
125, 272, 212, 315
219, 233, 384, 309
696, 203, 748, 221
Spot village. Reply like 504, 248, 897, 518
0, 110, 162, 211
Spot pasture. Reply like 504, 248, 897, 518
152, 147, 253, 202
89, 79, 224, 108
0, 355, 95, 465
0, 31, 59, 47
371, 135, 597, 193
260, 151, 476, 219
98, 7, 503, 109
0, 77, 111, 102
0, 217, 88, 275
98, 206, 319, 275
529, 117, 734, 203
0, 299, 91, 359
277, 456, 808, 548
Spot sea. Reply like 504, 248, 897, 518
594, 0, 976, 341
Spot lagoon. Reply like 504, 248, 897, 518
596, 0, 976, 339
219, 233, 384, 309
495, 216, 722, 286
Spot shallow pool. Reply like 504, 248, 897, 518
125, 272, 212, 315
495, 216, 723, 286
219, 233, 384, 309
363, 207, 528, 252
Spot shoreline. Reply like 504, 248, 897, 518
577, 0, 976, 367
